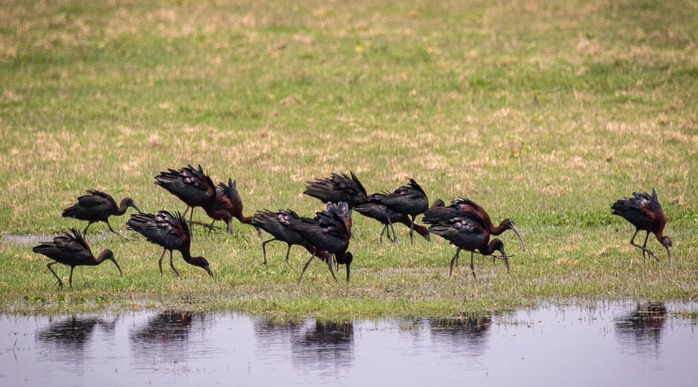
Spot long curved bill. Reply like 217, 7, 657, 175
511, 224, 526, 252
111, 258, 124, 277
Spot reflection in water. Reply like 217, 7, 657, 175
36, 316, 116, 368
428, 315, 492, 357
615, 302, 668, 355
254, 319, 355, 372
1, 302, 694, 386
129, 310, 205, 368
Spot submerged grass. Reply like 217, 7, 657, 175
1, 0, 697, 316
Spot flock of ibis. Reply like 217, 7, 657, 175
32, 166, 673, 288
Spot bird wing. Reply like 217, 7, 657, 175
76, 190, 114, 210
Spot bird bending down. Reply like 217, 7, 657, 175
377, 178, 429, 244
250, 209, 332, 266
423, 200, 509, 278
32, 228, 123, 288
278, 202, 353, 284
447, 198, 525, 252
303, 172, 368, 209
154, 165, 216, 225
611, 188, 672, 263
127, 210, 213, 277
62, 190, 141, 240
355, 193, 430, 243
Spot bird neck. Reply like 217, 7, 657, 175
116, 200, 131, 215
478, 239, 501, 256
95, 250, 113, 265
490, 220, 509, 235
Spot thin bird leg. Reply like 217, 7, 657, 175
157, 249, 167, 275
297, 253, 317, 284
169, 251, 180, 277
68, 266, 75, 288
641, 231, 659, 262
469, 251, 477, 279
106, 220, 129, 241
283, 244, 292, 266
47, 262, 64, 289
83, 222, 94, 235
630, 229, 658, 261
378, 224, 388, 243
326, 254, 338, 282
387, 218, 398, 244
260, 238, 276, 265
409, 215, 416, 244
448, 248, 461, 277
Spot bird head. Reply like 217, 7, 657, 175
194, 256, 214, 277
338, 251, 353, 282
504, 219, 526, 252
661, 236, 672, 263
125, 198, 142, 214
100, 249, 123, 277
490, 239, 510, 273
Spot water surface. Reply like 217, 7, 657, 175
1, 302, 695, 386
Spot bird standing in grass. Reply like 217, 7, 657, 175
62, 190, 141, 240
279, 202, 353, 284
154, 165, 216, 225
447, 197, 526, 252
423, 200, 509, 278
376, 178, 429, 244
355, 193, 430, 243
611, 188, 672, 263
304, 172, 368, 208
127, 210, 213, 277
32, 228, 123, 288
250, 209, 332, 265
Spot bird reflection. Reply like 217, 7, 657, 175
36, 316, 117, 366
254, 319, 354, 371
615, 302, 667, 355
428, 315, 492, 357
129, 310, 205, 367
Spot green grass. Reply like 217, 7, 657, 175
1, 0, 697, 317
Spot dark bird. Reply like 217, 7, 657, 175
210, 178, 259, 235
377, 178, 429, 244
250, 209, 332, 265
278, 202, 353, 284
447, 198, 526, 252
62, 190, 141, 240
611, 188, 672, 263
355, 193, 430, 243
32, 228, 123, 288
303, 172, 368, 208
127, 210, 213, 277
154, 165, 216, 224
423, 200, 509, 278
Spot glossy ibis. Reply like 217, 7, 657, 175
154, 165, 216, 224
303, 172, 368, 208
212, 178, 260, 236
423, 200, 509, 278
62, 190, 141, 240
355, 193, 430, 243
32, 228, 123, 288
278, 202, 353, 284
377, 178, 429, 244
127, 210, 213, 277
611, 188, 672, 263
448, 198, 526, 252
250, 209, 332, 265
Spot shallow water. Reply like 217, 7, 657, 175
1, 302, 696, 387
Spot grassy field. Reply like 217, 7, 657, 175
1, 0, 697, 317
